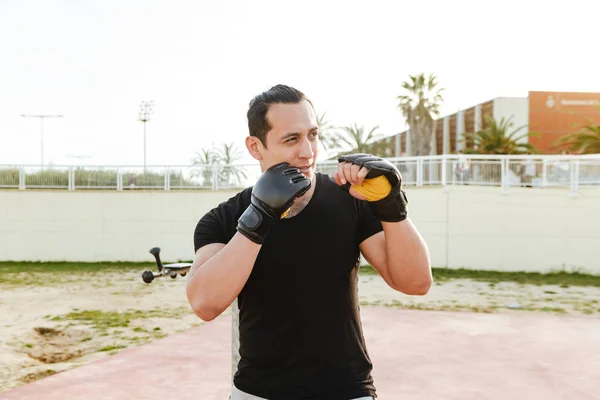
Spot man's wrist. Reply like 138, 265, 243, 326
369, 188, 408, 222
236, 204, 276, 244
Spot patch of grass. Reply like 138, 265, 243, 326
49, 310, 131, 328
436, 268, 600, 287
98, 344, 127, 352
538, 307, 567, 313
359, 265, 600, 288
0, 261, 190, 286
47, 307, 188, 330
120, 336, 139, 341
20, 369, 57, 383
359, 265, 375, 275
361, 300, 456, 313
0, 261, 159, 274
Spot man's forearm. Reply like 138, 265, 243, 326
382, 218, 432, 295
186, 233, 261, 321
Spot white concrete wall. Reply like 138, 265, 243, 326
492, 97, 530, 143
1, 187, 599, 274
0, 191, 227, 263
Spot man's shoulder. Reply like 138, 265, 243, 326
315, 172, 337, 188
226, 186, 253, 204
315, 172, 353, 200
213, 187, 252, 215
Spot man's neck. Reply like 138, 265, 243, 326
284, 174, 317, 219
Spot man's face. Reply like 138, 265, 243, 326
249, 100, 319, 180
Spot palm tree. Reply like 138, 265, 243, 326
191, 147, 219, 186
462, 116, 538, 155
334, 124, 384, 156
553, 124, 600, 154
191, 148, 218, 164
397, 73, 444, 156
317, 113, 339, 152
216, 142, 243, 164
216, 142, 248, 187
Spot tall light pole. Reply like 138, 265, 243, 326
138, 100, 154, 172
20, 114, 63, 167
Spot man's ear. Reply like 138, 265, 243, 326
245, 136, 263, 161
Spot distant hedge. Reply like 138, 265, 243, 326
0, 166, 248, 189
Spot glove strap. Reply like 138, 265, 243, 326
369, 188, 408, 222
236, 203, 276, 244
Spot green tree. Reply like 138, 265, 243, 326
216, 142, 248, 187
191, 148, 218, 165
462, 116, 538, 155
553, 124, 600, 154
317, 112, 336, 148
334, 124, 385, 156
190, 147, 219, 187
397, 73, 444, 156
190, 143, 248, 188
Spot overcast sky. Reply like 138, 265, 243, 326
1, 0, 598, 166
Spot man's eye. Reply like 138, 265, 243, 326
285, 138, 297, 143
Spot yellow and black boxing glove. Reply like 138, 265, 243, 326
338, 153, 408, 222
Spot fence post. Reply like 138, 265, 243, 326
501, 158, 509, 193
117, 168, 123, 191
164, 167, 170, 191
542, 159, 548, 187
68, 167, 74, 191
417, 158, 423, 186
212, 165, 218, 191
19, 167, 25, 190
568, 159, 580, 197
441, 156, 447, 188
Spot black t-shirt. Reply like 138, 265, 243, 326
194, 172, 383, 399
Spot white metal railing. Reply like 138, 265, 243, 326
1, 154, 599, 195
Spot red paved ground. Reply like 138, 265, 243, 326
2, 307, 599, 400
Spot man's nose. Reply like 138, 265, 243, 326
298, 137, 315, 159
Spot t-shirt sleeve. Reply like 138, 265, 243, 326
356, 199, 383, 244
193, 209, 229, 252
193, 189, 252, 252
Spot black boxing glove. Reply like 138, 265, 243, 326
338, 153, 408, 222
237, 162, 311, 244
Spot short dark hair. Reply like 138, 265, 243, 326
247, 84, 314, 147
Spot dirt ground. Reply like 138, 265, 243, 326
1, 268, 599, 394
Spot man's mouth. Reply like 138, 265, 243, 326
296, 165, 312, 175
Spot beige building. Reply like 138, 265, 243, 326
378, 91, 600, 156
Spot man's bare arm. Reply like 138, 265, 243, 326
360, 219, 432, 295
186, 233, 261, 321
187, 163, 312, 321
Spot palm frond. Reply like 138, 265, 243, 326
462, 115, 539, 155
553, 124, 600, 154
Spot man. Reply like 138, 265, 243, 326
186, 84, 432, 399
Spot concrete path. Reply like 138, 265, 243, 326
2, 307, 599, 399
